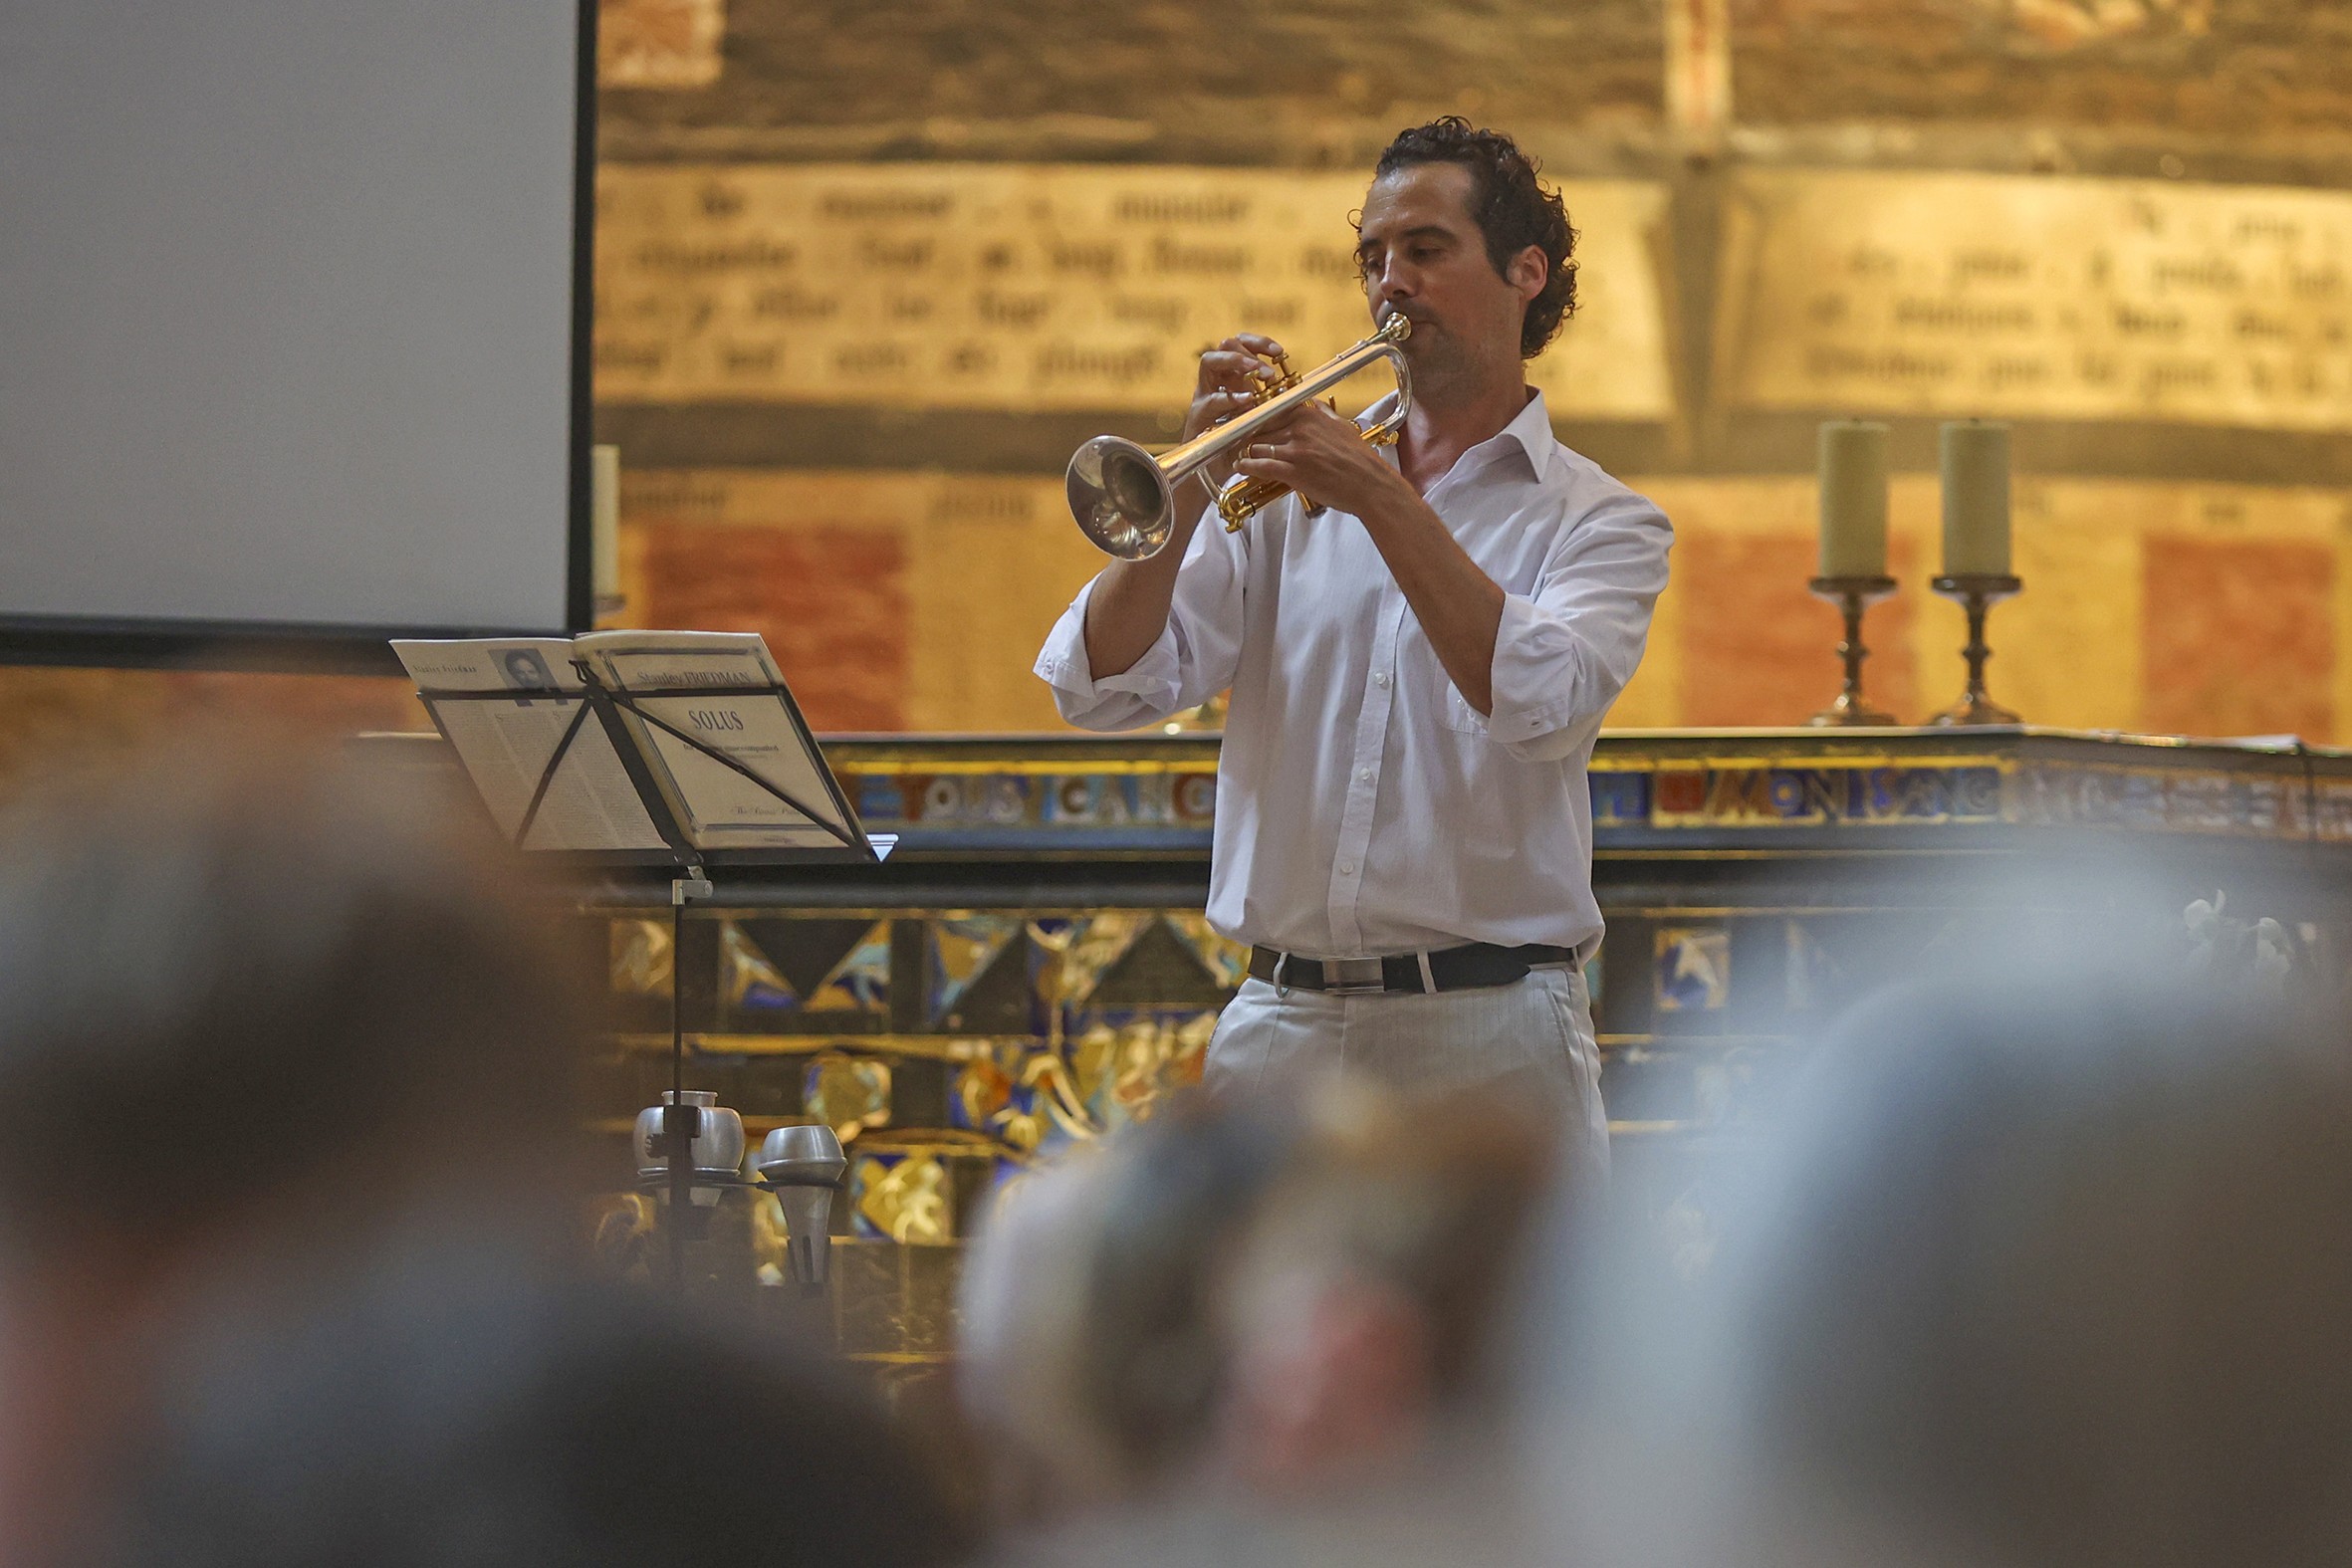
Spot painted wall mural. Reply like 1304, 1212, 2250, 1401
593, 162, 1674, 419
1722, 169, 2352, 429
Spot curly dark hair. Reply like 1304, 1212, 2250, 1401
1368, 116, 1578, 359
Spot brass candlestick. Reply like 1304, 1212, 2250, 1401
1805, 574, 1900, 727
1930, 573, 2023, 726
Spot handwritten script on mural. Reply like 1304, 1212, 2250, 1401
594, 163, 1674, 420
1725, 169, 2352, 430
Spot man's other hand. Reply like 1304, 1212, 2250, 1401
1187, 334, 1288, 488
1229, 399, 1410, 524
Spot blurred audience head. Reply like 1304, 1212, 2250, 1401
0, 734, 594, 1559
1218, 1080, 1553, 1494
83, 1247, 960, 1568
961, 1080, 1556, 1527
1543, 942, 2352, 1568
0, 738, 589, 1256
959, 1095, 1294, 1514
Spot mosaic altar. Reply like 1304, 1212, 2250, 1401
582, 726, 2352, 1287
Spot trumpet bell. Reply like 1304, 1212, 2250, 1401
1067, 435, 1174, 560
1063, 314, 1409, 560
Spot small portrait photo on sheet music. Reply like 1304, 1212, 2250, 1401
497, 646, 563, 706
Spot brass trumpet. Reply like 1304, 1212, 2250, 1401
1065, 313, 1413, 560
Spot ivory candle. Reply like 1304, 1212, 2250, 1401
1817, 420, 1889, 579
590, 443, 621, 608
1940, 420, 2011, 577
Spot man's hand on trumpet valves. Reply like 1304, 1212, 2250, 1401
1230, 397, 1412, 524
1184, 333, 1289, 487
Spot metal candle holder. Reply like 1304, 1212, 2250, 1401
1805, 575, 1900, 727
1929, 573, 2023, 726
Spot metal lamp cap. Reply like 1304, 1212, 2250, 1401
758, 1123, 846, 1187
634, 1090, 746, 1179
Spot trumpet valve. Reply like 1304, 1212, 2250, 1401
1247, 351, 1299, 401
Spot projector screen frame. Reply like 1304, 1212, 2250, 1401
0, 0, 601, 678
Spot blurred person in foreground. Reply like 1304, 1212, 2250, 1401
0, 739, 961, 1568
0, 740, 592, 1562
83, 1245, 961, 1568
960, 1082, 1559, 1564
1534, 935, 2352, 1568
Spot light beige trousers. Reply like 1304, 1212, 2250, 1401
1202, 966, 1609, 1181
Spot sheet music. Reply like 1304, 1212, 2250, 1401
576, 630, 855, 849
393, 640, 667, 851
392, 637, 583, 694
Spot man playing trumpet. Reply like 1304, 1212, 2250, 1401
1036, 119, 1671, 1175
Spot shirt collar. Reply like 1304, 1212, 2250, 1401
1361, 388, 1556, 482
1496, 388, 1555, 480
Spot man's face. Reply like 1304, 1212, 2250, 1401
1354, 161, 1541, 389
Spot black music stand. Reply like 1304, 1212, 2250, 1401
413, 659, 891, 1288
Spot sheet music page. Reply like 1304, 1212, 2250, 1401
394, 639, 667, 851
391, 637, 584, 693
577, 630, 856, 849
575, 629, 783, 688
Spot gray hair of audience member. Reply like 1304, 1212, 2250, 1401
0, 743, 593, 1256
1542, 956, 2352, 1568
961, 1084, 1558, 1519
1228, 1081, 1557, 1419
82, 1249, 964, 1568
957, 1139, 1128, 1507
959, 1094, 1297, 1509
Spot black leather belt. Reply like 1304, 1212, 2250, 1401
1246, 942, 1577, 996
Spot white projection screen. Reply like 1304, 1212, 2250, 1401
0, 1, 590, 670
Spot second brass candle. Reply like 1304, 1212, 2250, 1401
1940, 420, 2011, 577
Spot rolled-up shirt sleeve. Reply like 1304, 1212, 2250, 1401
1035, 519, 1247, 731
1485, 490, 1673, 763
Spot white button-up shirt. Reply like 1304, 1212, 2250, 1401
1036, 390, 1671, 962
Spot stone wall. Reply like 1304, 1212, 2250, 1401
1735, 0, 2352, 144
600, 0, 1664, 165
601, 0, 2352, 167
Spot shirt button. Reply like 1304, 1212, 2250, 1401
1372, 672, 1390, 687
1339, 861, 1356, 875
1357, 768, 1372, 783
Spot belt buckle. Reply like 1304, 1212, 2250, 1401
1324, 957, 1387, 996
